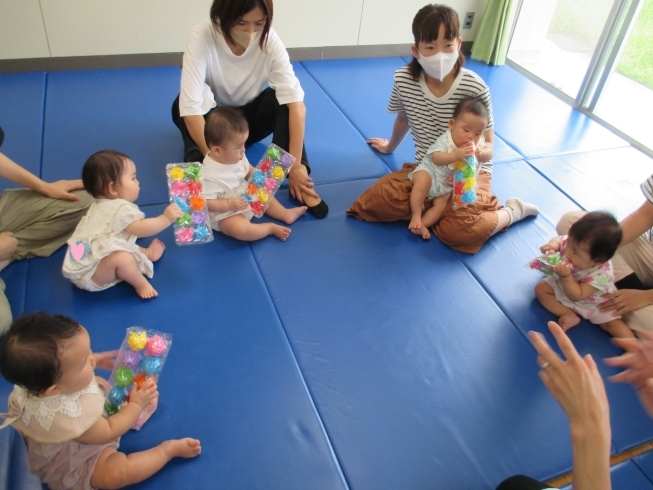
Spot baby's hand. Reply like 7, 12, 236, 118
229, 197, 249, 211
129, 379, 158, 409
553, 263, 572, 279
540, 244, 555, 254
164, 204, 184, 223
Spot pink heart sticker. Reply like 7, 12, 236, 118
70, 242, 86, 261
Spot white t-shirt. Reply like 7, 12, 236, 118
641, 175, 653, 242
179, 20, 304, 116
387, 66, 494, 173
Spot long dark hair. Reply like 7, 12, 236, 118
408, 4, 465, 81
210, 0, 273, 50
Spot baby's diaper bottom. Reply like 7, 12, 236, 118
572, 304, 621, 325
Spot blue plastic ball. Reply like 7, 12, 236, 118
252, 171, 265, 185
140, 356, 163, 376
108, 386, 127, 406
174, 197, 189, 213
461, 190, 476, 203
454, 170, 464, 182
194, 226, 209, 241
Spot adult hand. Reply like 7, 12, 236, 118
40, 180, 85, 201
605, 331, 653, 417
367, 137, 392, 154
599, 289, 653, 316
0, 231, 17, 261
287, 164, 317, 203
93, 350, 118, 371
528, 322, 610, 431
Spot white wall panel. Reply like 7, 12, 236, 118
0, 0, 50, 59
273, 0, 363, 48
358, 0, 487, 45
39, 0, 211, 57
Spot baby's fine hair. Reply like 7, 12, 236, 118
204, 107, 249, 148
0, 312, 82, 395
452, 97, 489, 123
568, 211, 622, 263
82, 149, 131, 198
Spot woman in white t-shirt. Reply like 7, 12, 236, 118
172, 0, 328, 218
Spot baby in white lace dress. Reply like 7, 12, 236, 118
0, 312, 200, 489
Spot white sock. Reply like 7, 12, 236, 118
505, 197, 540, 224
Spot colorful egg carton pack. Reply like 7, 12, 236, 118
452, 155, 479, 208
529, 252, 574, 277
103, 327, 172, 430
166, 162, 214, 245
242, 144, 295, 218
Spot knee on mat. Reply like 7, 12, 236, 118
556, 210, 586, 235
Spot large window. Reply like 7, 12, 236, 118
507, 0, 653, 153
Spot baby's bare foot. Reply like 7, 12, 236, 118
558, 313, 580, 331
146, 239, 165, 262
161, 438, 201, 459
135, 279, 158, 299
408, 214, 422, 230
283, 206, 307, 224
270, 224, 291, 241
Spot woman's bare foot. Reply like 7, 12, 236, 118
146, 239, 166, 262
282, 206, 307, 224
135, 278, 158, 299
558, 312, 580, 331
269, 224, 291, 241
161, 438, 202, 459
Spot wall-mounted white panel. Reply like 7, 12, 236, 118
40, 0, 211, 57
0, 0, 50, 59
358, 0, 487, 45
273, 0, 363, 48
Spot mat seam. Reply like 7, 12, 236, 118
246, 243, 352, 490
38, 73, 48, 179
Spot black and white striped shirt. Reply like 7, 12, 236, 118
387, 66, 494, 173
641, 175, 653, 241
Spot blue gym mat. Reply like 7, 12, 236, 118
635, 450, 653, 485
0, 72, 46, 194
40, 67, 183, 207
561, 460, 653, 490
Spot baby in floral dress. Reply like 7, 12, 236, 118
534, 211, 635, 338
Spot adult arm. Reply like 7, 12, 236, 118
477, 128, 494, 164
367, 111, 410, 154
183, 116, 210, 157
620, 201, 653, 247
0, 152, 84, 201
529, 322, 611, 490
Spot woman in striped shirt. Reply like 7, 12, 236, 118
348, 4, 538, 253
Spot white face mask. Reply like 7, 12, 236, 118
417, 50, 459, 81
230, 29, 261, 49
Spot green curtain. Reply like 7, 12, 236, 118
470, 0, 519, 65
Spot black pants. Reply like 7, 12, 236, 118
496, 475, 554, 490
171, 88, 310, 172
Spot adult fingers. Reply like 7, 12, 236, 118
548, 321, 582, 362
528, 330, 559, 367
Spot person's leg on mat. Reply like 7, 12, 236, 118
171, 94, 204, 163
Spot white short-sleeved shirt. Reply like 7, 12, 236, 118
179, 20, 304, 116
202, 153, 253, 228
387, 66, 494, 173
641, 175, 653, 242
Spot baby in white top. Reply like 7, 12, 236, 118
62, 150, 182, 299
202, 107, 306, 241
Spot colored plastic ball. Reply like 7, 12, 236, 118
461, 190, 476, 203
140, 356, 163, 376
173, 197, 189, 213
264, 178, 278, 192
463, 178, 476, 191
188, 180, 202, 195
267, 146, 281, 160
169, 167, 184, 181
119, 350, 141, 370
453, 181, 464, 194
189, 196, 205, 211
115, 367, 134, 387
104, 402, 120, 417
184, 163, 201, 180
455, 161, 467, 171
260, 159, 272, 173
280, 153, 293, 168
128, 331, 147, 351
194, 226, 210, 241
192, 211, 207, 225
454, 170, 464, 182
108, 386, 127, 405
176, 227, 194, 243
171, 181, 189, 196
243, 194, 252, 202
463, 166, 476, 179
177, 213, 192, 226
145, 334, 168, 357
252, 171, 265, 185
246, 183, 257, 195
256, 188, 269, 204
250, 201, 264, 216
271, 166, 284, 179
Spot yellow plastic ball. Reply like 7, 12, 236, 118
271, 166, 285, 179
127, 331, 147, 351
257, 189, 269, 204
169, 167, 185, 181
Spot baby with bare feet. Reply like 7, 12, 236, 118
535, 211, 635, 338
0, 312, 200, 490
407, 97, 492, 239
202, 107, 306, 241
63, 150, 182, 299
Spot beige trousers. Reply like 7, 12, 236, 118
557, 210, 653, 332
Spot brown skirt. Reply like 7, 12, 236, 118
347, 164, 501, 254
